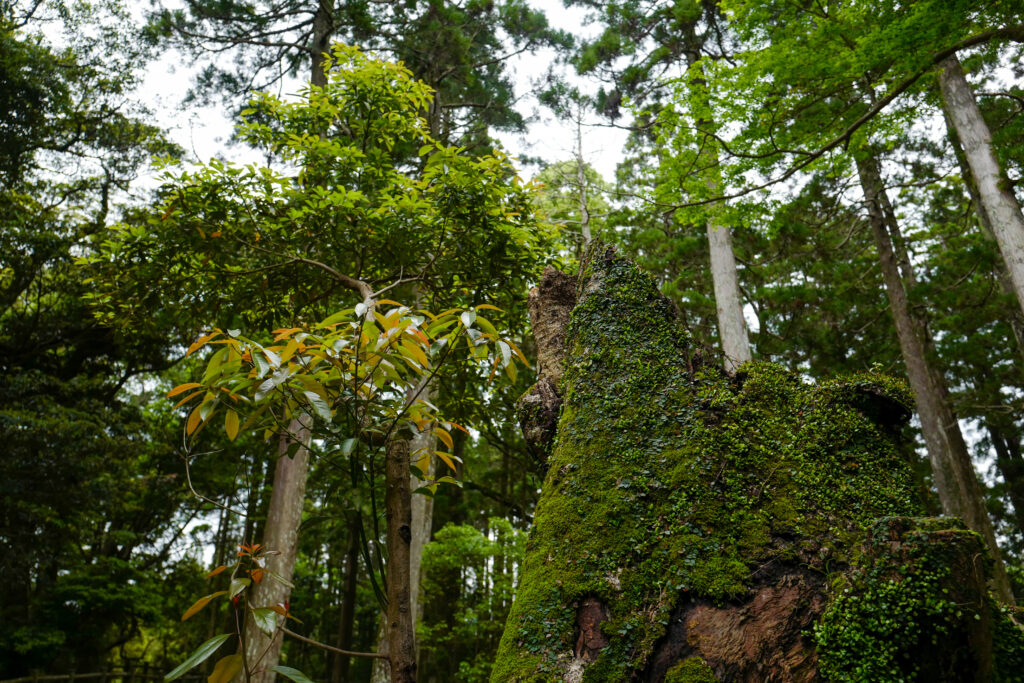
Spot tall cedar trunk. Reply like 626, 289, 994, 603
575, 106, 591, 247
856, 155, 1014, 603
408, 403, 437, 664
943, 107, 1024, 360
939, 54, 1024, 320
309, 0, 333, 89
240, 417, 312, 681
688, 57, 751, 373
384, 435, 417, 682
989, 423, 1024, 535
331, 515, 361, 683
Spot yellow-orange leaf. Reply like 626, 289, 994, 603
206, 565, 228, 579
434, 428, 454, 450
435, 450, 457, 472
272, 327, 302, 341
181, 591, 226, 621
186, 404, 203, 435
187, 331, 220, 357
207, 654, 243, 683
448, 421, 470, 435
225, 410, 240, 441
168, 382, 202, 398
174, 391, 204, 409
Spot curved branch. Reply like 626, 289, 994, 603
282, 627, 388, 659
665, 22, 1024, 210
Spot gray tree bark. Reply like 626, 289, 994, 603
943, 107, 1024, 359
856, 154, 1013, 603
240, 417, 312, 682
687, 57, 752, 373
939, 54, 1024, 321
384, 434, 417, 682
706, 214, 752, 373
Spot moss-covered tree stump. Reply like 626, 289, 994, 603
492, 247, 1024, 682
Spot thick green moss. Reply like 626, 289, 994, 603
491, 250, 924, 681
665, 657, 718, 683
816, 517, 1024, 682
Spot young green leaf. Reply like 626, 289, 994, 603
163, 633, 232, 681
271, 666, 316, 683
252, 607, 278, 636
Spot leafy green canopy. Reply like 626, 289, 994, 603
1, 5, 193, 674
147, 0, 570, 150
87, 44, 555, 340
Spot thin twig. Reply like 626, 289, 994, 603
282, 627, 388, 659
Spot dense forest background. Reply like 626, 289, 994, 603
3, 0, 1024, 680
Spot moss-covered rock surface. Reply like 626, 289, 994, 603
491, 247, 1024, 682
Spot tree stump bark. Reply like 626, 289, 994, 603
492, 246, 1024, 682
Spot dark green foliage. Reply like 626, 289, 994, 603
815, 517, 1024, 681
491, 247, 923, 680
0, 7, 197, 673
418, 519, 526, 682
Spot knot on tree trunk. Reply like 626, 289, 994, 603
517, 266, 577, 460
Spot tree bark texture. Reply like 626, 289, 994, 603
309, 0, 333, 88
943, 106, 1024, 361
408, 383, 438, 665
517, 266, 578, 461
385, 436, 416, 683
240, 417, 311, 682
939, 54, 1024, 320
331, 515, 361, 683
490, 245, 1024, 681
856, 155, 1013, 603
706, 215, 752, 373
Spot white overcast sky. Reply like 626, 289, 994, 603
136, 0, 628, 182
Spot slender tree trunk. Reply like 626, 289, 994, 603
384, 434, 416, 682
574, 103, 592, 248
408, 400, 437, 665
939, 54, 1024, 320
943, 107, 1024, 359
331, 515, 361, 683
856, 155, 1014, 603
988, 423, 1024, 535
706, 213, 751, 373
309, 0, 334, 88
687, 56, 752, 372
240, 417, 312, 682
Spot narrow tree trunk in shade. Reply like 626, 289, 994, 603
331, 515, 361, 683
408, 409, 437, 661
239, 417, 311, 682
686, 57, 752, 373
384, 435, 417, 683
309, 0, 333, 88
944, 107, 1024, 360
989, 423, 1024, 536
575, 104, 592, 247
706, 215, 752, 373
939, 54, 1024, 321
856, 155, 1014, 603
